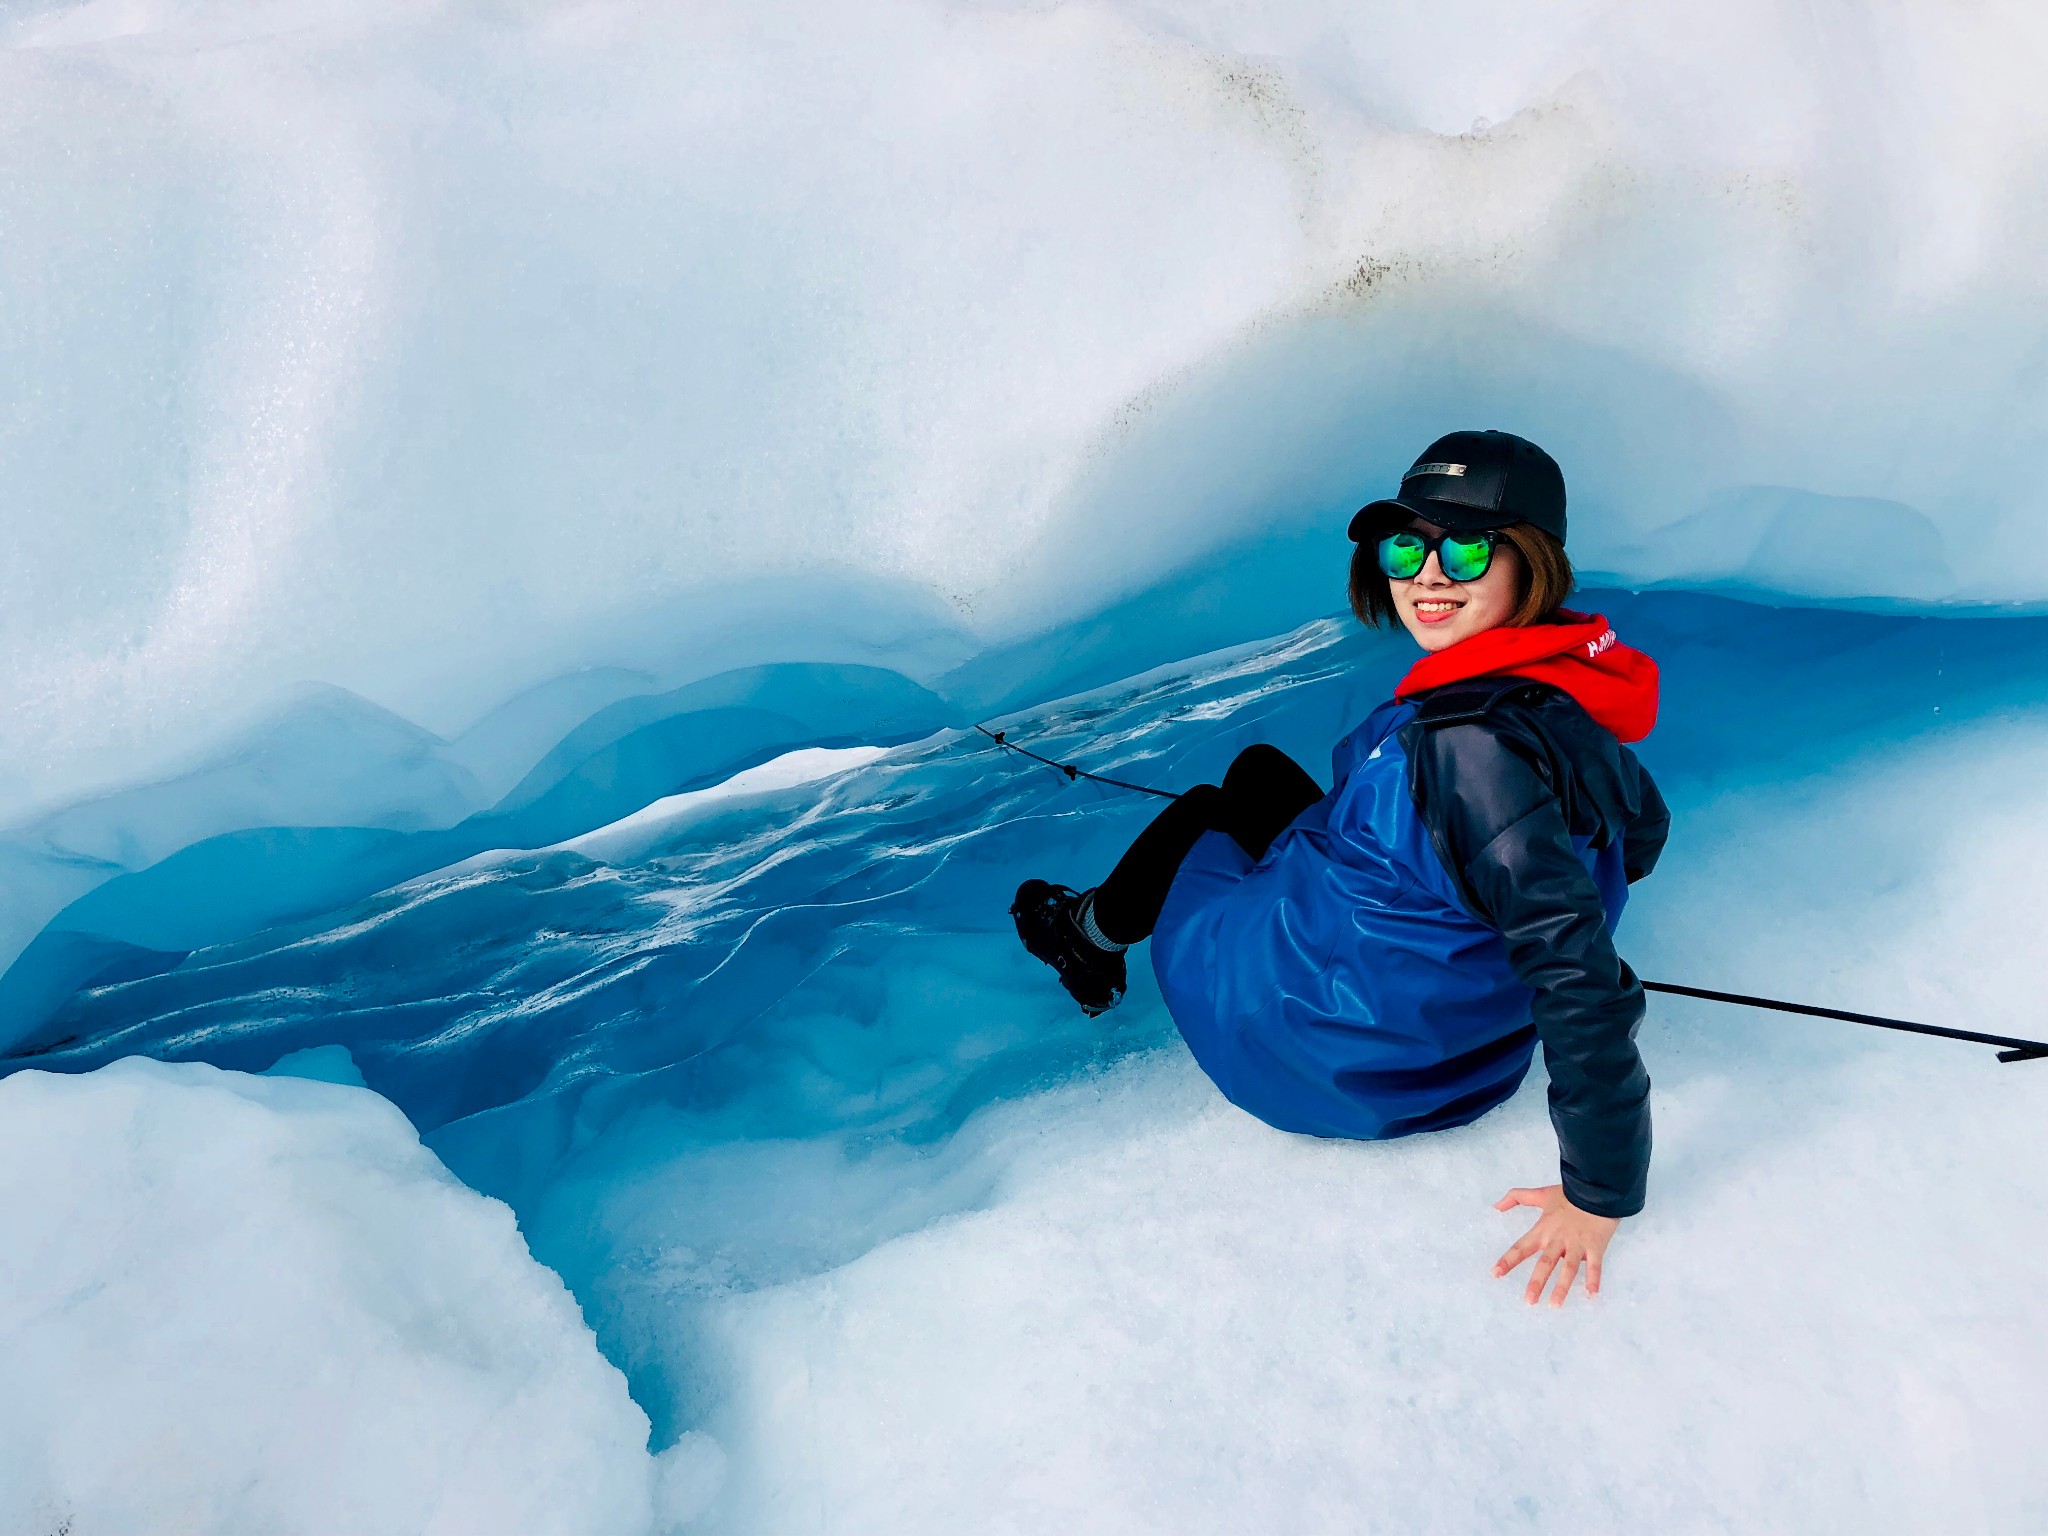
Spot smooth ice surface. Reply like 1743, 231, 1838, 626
0, 1058, 679, 1535
560, 746, 896, 865
262, 1039, 368, 1087
0, 662, 951, 1047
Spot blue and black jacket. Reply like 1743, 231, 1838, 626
1151, 675, 1670, 1217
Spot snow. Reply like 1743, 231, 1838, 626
6, 0, 2048, 1528
695, 1041, 2046, 1533
0, 1060, 686, 1534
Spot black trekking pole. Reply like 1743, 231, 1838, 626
976, 721, 2048, 1066
1641, 981, 2048, 1064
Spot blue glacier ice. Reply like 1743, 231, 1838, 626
5, 0, 2048, 1529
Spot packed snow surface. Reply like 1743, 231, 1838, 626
699, 1042, 2045, 1532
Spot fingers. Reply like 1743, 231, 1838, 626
1548, 1253, 1581, 1309
1491, 1187, 1610, 1305
1502, 1242, 1606, 1306
1493, 1230, 1543, 1278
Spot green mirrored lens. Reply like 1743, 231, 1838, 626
1441, 535, 1495, 582
1377, 533, 1426, 580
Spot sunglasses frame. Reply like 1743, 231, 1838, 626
1375, 527, 1501, 584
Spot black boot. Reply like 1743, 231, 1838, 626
1010, 880, 1126, 1016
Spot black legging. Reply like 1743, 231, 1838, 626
1090, 743, 1323, 945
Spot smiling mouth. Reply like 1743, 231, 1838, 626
1412, 599, 1463, 623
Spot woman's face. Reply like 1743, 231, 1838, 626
1388, 520, 1523, 653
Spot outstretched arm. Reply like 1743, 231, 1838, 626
1419, 721, 1653, 1216
1461, 794, 1652, 1219
1411, 714, 1652, 1303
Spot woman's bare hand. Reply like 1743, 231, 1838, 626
1492, 1185, 1620, 1307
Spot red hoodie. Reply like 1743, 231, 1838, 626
1393, 610, 1660, 743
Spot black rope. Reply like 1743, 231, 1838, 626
974, 723, 1183, 801
977, 722, 2048, 1065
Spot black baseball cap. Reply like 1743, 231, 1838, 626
1347, 430, 1567, 545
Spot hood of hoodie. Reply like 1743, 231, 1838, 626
1393, 610, 1660, 743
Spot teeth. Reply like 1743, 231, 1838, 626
1415, 602, 1460, 612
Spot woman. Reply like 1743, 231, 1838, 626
1012, 430, 1668, 1308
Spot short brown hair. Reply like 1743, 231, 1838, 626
1347, 522, 1575, 630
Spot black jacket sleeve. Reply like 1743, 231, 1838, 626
1623, 770, 1671, 884
1408, 709, 1653, 1218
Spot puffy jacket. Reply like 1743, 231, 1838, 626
1151, 674, 1670, 1217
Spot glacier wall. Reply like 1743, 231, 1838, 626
9, 0, 2048, 827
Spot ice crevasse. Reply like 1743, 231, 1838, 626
3, 0, 2048, 1531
